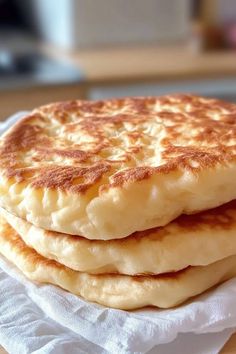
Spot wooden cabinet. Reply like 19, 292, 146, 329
0, 84, 88, 120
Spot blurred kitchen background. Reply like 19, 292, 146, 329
0, 0, 236, 119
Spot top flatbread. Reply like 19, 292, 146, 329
0, 95, 236, 239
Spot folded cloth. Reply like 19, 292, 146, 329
0, 113, 236, 354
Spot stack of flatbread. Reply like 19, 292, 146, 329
0, 94, 236, 310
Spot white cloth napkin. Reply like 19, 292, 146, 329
0, 112, 236, 354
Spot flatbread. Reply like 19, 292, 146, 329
0, 215, 235, 310
1, 95, 236, 239
3, 200, 236, 275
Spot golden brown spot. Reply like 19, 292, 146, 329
0, 95, 236, 193
31, 164, 111, 193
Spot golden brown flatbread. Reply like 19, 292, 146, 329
2, 200, 236, 275
0, 214, 235, 310
1, 95, 236, 239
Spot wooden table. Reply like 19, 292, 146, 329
0, 83, 88, 121
221, 333, 236, 353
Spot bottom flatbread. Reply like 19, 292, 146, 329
0, 215, 236, 310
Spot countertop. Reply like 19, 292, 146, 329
1, 43, 236, 117
43, 44, 236, 85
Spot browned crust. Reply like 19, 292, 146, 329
1, 94, 236, 193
